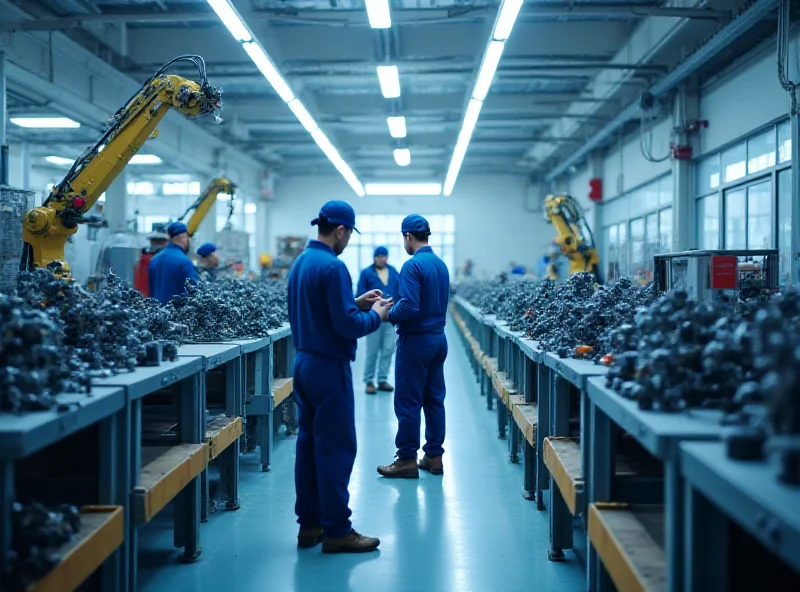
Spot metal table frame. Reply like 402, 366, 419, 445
0, 387, 127, 591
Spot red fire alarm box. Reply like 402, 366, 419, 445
589, 178, 602, 202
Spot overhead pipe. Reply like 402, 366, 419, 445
545, 0, 781, 182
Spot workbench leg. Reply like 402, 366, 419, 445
0, 461, 14, 577
666, 458, 685, 592
588, 402, 615, 592
509, 417, 519, 463
548, 473, 572, 561
99, 410, 127, 591
176, 375, 202, 563
497, 396, 507, 439
535, 363, 551, 511
223, 359, 242, 510
486, 374, 494, 410
522, 440, 536, 500
129, 399, 142, 592
580, 389, 591, 486
684, 480, 728, 592
259, 408, 273, 472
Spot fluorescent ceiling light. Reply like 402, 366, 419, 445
365, 0, 392, 29
12, 117, 80, 129
45, 156, 73, 166
493, 0, 524, 41
473, 41, 505, 101
377, 65, 401, 98
444, 99, 483, 196
365, 183, 441, 196
243, 41, 294, 102
311, 129, 365, 196
387, 116, 407, 138
129, 154, 162, 165
206, 0, 252, 42
394, 149, 411, 167
288, 99, 318, 133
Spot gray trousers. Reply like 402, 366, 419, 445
363, 322, 397, 384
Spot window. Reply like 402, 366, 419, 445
724, 189, 746, 249
747, 130, 776, 175
696, 156, 721, 195
697, 195, 720, 249
342, 214, 456, 289
722, 143, 747, 184
779, 121, 792, 163
747, 181, 773, 249
137, 215, 169, 234
659, 208, 673, 252
778, 169, 792, 283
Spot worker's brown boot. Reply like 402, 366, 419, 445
418, 455, 444, 475
297, 526, 324, 548
322, 530, 380, 554
377, 381, 394, 392
377, 457, 419, 479
366, 383, 377, 395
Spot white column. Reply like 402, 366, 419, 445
104, 175, 128, 233
672, 84, 700, 251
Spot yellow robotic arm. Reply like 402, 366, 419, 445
543, 194, 600, 279
178, 177, 237, 237
20, 55, 222, 279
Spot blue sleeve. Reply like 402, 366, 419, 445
326, 263, 381, 339
186, 260, 199, 284
356, 268, 368, 296
389, 261, 421, 324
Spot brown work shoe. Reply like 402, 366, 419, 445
297, 526, 324, 548
418, 454, 444, 475
377, 457, 419, 479
322, 529, 380, 554
366, 383, 377, 395
377, 381, 394, 392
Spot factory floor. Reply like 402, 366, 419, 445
138, 323, 585, 592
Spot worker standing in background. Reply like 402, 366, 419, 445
378, 215, 450, 479
288, 200, 392, 554
134, 228, 168, 297
357, 246, 400, 395
148, 221, 198, 304
196, 242, 220, 281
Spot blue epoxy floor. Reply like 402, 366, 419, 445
139, 324, 585, 591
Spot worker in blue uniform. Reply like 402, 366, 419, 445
147, 221, 198, 304
288, 200, 392, 553
378, 214, 450, 479
196, 242, 221, 281
357, 246, 400, 394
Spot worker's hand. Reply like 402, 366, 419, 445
356, 289, 383, 310
372, 299, 392, 321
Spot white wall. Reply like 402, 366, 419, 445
267, 174, 552, 277
700, 43, 793, 156
602, 118, 673, 200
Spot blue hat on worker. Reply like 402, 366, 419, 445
401, 214, 430, 235
167, 221, 188, 237
197, 243, 217, 258
374, 246, 389, 258
311, 200, 360, 233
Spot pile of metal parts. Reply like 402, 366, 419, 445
2, 502, 81, 591
165, 278, 288, 342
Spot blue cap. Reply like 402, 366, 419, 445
401, 214, 430, 235
311, 200, 359, 234
197, 243, 217, 257
374, 246, 388, 258
167, 221, 188, 237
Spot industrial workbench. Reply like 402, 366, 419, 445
0, 387, 127, 592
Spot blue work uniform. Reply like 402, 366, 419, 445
389, 246, 450, 460
358, 264, 400, 385
288, 240, 382, 537
147, 242, 198, 304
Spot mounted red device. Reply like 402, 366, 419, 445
588, 178, 602, 203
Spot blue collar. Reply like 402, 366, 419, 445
415, 246, 433, 255
308, 240, 336, 256
166, 242, 186, 254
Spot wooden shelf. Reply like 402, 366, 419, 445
544, 437, 584, 516
205, 416, 243, 460
134, 444, 205, 524
511, 402, 537, 447
588, 503, 666, 592
272, 377, 294, 407
29, 506, 124, 592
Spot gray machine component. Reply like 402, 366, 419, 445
92, 231, 143, 285
654, 249, 779, 305
0, 186, 35, 291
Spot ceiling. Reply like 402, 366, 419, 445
2, 0, 758, 185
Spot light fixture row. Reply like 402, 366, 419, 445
207, 0, 365, 195
442, 0, 523, 196
46, 154, 162, 166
